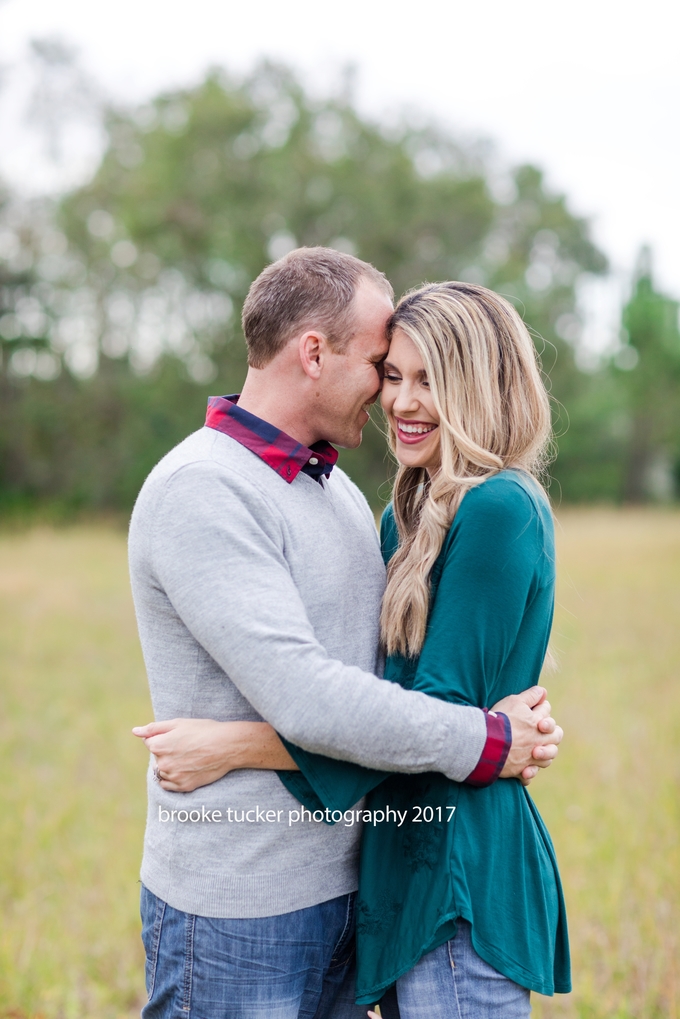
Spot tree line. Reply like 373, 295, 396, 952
1, 62, 678, 515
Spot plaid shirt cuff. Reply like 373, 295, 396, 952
464, 708, 512, 788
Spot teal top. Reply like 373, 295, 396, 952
278, 471, 570, 1002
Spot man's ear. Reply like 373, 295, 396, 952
298, 330, 328, 380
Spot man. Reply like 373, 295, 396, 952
129, 247, 561, 1018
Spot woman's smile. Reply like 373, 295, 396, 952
395, 418, 439, 444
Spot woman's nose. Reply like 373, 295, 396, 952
393, 383, 419, 414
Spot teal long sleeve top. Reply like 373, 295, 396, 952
278, 471, 570, 1002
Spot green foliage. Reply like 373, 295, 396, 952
0, 358, 219, 512
63, 66, 496, 293
0, 61, 653, 512
616, 249, 680, 501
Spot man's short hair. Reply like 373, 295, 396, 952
242, 246, 394, 368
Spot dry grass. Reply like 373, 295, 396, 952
0, 511, 678, 1018
532, 509, 680, 1019
0, 527, 150, 1019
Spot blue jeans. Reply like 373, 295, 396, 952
394, 920, 531, 1019
140, 884, 368, 1019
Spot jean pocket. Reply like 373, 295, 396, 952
329, 894, 356, 970
141, 885, 166, 1000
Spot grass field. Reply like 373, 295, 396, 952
0, 510, 678, 1019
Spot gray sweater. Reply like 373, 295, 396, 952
129, 426, 486, 918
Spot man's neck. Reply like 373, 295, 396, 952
237, 368, 320, 448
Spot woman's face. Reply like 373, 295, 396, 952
381, 327, 441, 472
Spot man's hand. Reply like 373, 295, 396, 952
132, 718, 296, 792
490, 686, 563, 787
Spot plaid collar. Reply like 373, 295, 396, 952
205, 395, 338, 484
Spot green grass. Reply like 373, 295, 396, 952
0, 511, 678, 1018
0, 527, 150, 1019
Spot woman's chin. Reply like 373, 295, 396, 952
395, 442, 439, 471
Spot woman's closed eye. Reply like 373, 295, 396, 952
382, 359, 430, 388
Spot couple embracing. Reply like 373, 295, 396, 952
129, 247, 569, 1019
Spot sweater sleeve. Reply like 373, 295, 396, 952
150, 461, 487, 780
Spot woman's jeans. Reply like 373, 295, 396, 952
140, 884, 367, 1019
393, 920, 531, 1019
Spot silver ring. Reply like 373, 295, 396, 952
153, 765, 161, 783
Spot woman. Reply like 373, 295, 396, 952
137, 282, 570, 1016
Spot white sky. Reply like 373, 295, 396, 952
1, 0, 679, 331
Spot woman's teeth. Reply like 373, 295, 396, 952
399, 423, 436, 434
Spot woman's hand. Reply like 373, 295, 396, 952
131, 719, 298, 792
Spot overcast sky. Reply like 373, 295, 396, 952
1, 0, 679, 325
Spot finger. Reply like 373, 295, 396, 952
160, 776, 198, 792
157, 768, 181, 786
535, 724, 563, 748
143, 736, 168, 753
133, 722, 164, 737
516, 685, 547, 708
537, 716, 556, 734
532, 720, 563, 747
533, 741, 560, 760
520, 765, 539, 786
531, 698, 552, 721
133, 720, 177, 738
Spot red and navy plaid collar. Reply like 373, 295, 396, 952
205, 395, 338, 484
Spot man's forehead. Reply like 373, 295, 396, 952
353, 278, 393, 316
350, 328, 389, 360
351, 283, 392, 343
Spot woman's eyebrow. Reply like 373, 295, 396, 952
383, 361, 400, 372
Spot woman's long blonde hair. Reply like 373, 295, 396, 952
380, 281, 553, 658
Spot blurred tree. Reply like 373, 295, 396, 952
475, 164, 615, 501
0, 190, 60, 510
1, 63, 611, 511
616, 248, 680, 501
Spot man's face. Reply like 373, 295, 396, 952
318, 281, 393, 448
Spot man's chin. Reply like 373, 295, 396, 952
333, 430, 363, 451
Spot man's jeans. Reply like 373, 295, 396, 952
140, 884, 367, 1019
